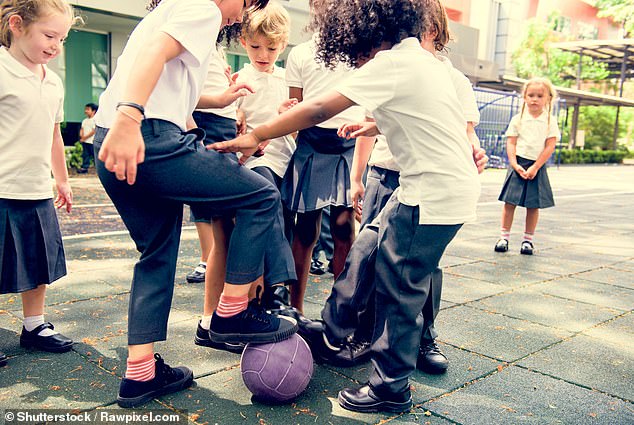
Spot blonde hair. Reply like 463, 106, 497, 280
519, 77, 558, 127
1, 0, 78, 47
427, 0, 452, 52
242, 1, 290, 46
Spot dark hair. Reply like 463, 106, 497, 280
217, 22, 242, 46
309, 0, 428, 69
148, 0, 269, 12
85, 102, 98, 111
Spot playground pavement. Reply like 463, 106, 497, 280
0, 164, 633, 425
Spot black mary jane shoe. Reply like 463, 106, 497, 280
338, 384, 412, 413
0, 352, 7, 367
520, 240, 534, 255
20, 323, 73, 353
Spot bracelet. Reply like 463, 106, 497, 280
116, 102, 145, 117
117, 108, 142, 125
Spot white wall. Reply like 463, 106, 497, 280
69, 0, 146, 18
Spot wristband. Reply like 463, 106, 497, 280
117, 102, 146, 118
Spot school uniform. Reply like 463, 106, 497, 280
80, 116, 96, 169
282, 35, 364, 213
0, 46, 66, 293
93, 0, 296, 345
498, 111, 560, 208
333, 37, 480, 394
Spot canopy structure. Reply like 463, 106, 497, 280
549, 39, 634, 149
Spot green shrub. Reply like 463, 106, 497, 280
65, 142, 83, 170
558, 148, 627, 164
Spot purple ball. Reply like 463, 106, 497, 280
240, 334, 314, 403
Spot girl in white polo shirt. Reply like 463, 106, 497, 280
495, 77, 560, 255
0, 0, 77, 367
93, 0, 298, 408
211, 0, 481, 413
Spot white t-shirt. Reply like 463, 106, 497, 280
0, 47, 64, 200
336, 38, 480, 225
506, 111, 561, 161
285, 34, 364, 129
95, 0, 221, 131
368, 53, 481, 174
236, 64, 296, 178
196, 45, 237, 120
81, 117, 96, 144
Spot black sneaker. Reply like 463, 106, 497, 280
333, 335, 372, 367
494, 238, 509, 252
186, 262, 206, 283
117, 354, 193, 408
194, 321, 244, 354
0, 352, 7, 367
209, 299, 298, 344
326, 261, 334, 274
296, 318, 349, 364
416, 341, 448, 374
520, 240, 534, 255
309, 259, 326, 275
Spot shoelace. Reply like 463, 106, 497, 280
154, 354, 178, 382
420, 342, 441, 355
244, 287, 274, 325
344, 337, 371, 355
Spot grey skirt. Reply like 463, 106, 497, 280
498, 156, 554, 209
281, 126, 355, 213
0, 198, 67, 294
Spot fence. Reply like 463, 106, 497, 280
473, 87, 567, 168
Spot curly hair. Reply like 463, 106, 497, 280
309, 0, 430, 69
217, 22, 242, 45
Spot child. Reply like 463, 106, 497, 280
78, 102, 98, 173
282, 3, 367, 312
0, 0, 77, 366
320, 0, 486, 373
495, 77, 559, 255
93, 0, 297, 408
211, 0, 481, 413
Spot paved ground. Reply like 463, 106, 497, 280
1, 165, 633, 425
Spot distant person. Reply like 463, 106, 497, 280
494, 77, 560, 255
0, 0, 77, 367
77, 102, 98, 173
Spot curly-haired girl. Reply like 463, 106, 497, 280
211, 0, 481, 413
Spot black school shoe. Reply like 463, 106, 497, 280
194, 321, 244, 354
186, 263, 206, 283
338, 384, 412, 413
416, 341, 449, 374
297, 318, 370, 367
333, 335, 372, 367
209, 299, 297, 345
20, 323, 73, 353
309, 259, 326, 275
117, 354, 193, 408
520, 240, 534, 255
494, 238, 509, 252
0, 352, 7, 367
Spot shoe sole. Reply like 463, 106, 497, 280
417, 361, 448, 374
210, 322, 298, 345
19, 339, 73, 353
194, 335, 245, 354
117, 369, 194, 408
185, 277, 205, 283
520, 250, 533, 255
338, 393, 412, 413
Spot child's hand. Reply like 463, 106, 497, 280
220, 83, 255, 107
238, 140, 270, 165
278, 98, 298, 114
351, 179, 364, 223
525, 165, 538, 180
98, 113, 145, 185
337, 121, 379, 139
513, 164, 527, 179
236, 109, 247, 135
209, 132, 262, 159
473, 146, 488, 174
54, 182, 73, 213
224, 66, 234, 85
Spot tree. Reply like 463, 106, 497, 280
593, 0, 634, 38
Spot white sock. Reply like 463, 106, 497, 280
23, 315, 57, 336
200, 315, 212, 330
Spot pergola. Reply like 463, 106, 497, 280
549, 39, 634, 149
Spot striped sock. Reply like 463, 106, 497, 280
500, 228, 510, 241
216, 294, 248, 318
125, 354, 155, 382
523, 232, 534, 243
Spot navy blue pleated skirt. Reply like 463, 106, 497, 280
498, 156, 555, 209
281, 126, 355, 213
0, 198, 66, 293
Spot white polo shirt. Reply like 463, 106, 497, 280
285, 34, 364, 129
95, 0, 221, 131
336, 38, 480, 225
81, 117, 96, 144
236, 64, 296, 178
506, 111, 561, 161
196, 45, 237, 120
368, 54, 481, 175
0, 47, 64, 200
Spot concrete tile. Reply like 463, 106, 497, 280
575, 267, 634, 290
441, 275, 508, 304
584, 313, 634, 341
434, 306, 571, 362
470, 289, 622, 332
529, 277, 634, 311
444, 261, 557, 287
424, 366, 634, 425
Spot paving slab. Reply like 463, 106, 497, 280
423, 366, 634, 425
470, 288, 622, 332
529, 277, 634, 311
441, 275, 509, 305
574, 267, 634, 290
434, 306, 571, 362
444, 261, 558, 287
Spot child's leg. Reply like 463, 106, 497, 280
330, 206, 355, 278
195, 221, 213, 263
525, 208, 539, 238
21, 284, 46, 318
290, 210, 322, 312
203, 218, 232, 320
501, 202, 516, 237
